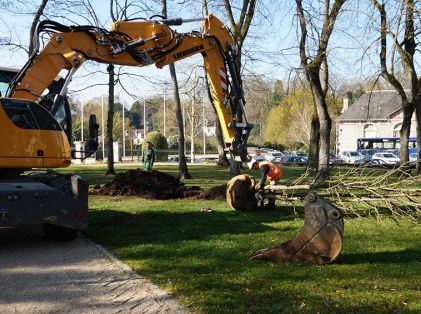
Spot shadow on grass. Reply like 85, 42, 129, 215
85, 205, 421, 314
338, 249, 421, 264
88, 208, 303, 245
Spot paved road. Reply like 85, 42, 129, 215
0, 227, 186, 314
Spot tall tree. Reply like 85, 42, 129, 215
105, 0, 130, 175
264, 88, 314, 148
371, 0, 421, 172
162, 0, 191, 179
296, 0, 347, 179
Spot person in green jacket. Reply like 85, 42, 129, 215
142, 141, 155, 171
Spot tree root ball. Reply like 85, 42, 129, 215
226, 174, 257, 211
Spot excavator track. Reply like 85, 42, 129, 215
226, 175, 344, 264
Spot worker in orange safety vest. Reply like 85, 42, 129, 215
247, 158, 282, 190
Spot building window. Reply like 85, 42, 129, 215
363, 124, 377, 138
393, 123, 402, 138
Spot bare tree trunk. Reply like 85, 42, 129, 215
161, 0, 191, 179
28, 0, 48, 55
307, 112, 319, 171
400, 105, 413, 166
106, 64, 115, 176
296, 0, 346, 180
215, 118, 229, 166
169, 64, 191, 179
204, 73, 229, 166
415, 106, 421, 175
371, 0, 420, 171
314, 93, 331, 179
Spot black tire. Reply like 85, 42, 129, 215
43, 224, 78, 241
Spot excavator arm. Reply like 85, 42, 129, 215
2, 15, 251, 170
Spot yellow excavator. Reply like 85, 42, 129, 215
0, 14, 343, 263
0, 15, 251, 240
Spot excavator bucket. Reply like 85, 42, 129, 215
250, 192, 344, 264
226, 175, 344, 264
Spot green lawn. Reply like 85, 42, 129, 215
69, 164, 421, 313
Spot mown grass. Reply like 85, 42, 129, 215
67, 164, 421, 313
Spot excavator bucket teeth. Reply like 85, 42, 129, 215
250, 192, 344, 264
226, 174, 257, 211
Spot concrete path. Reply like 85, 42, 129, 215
0, 227, 186, 313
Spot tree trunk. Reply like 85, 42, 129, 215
215, 117, 229, 166
106, 64, 115, 175
228, 46, 243, 177
415, 106, 421, 175
169, 64, 191, 179
400, 104, 413, 167
315, 96, 331, 180
307, 110, 320, 171
295, 0, 346, 181
161, 0, 190, 179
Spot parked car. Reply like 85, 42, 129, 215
371, 152, 400, 165
359, 149, 377, 162
288, 151, 308, 158
361, 158, 392, 168
329, 155, 345, 165
281, 156, 308, 166
340, 151, 365, 164
265, 150, 284, 162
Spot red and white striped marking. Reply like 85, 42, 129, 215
219, 67, 228, 94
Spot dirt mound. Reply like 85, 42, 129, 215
93, 169, 201, 199
195, 184, 227, 199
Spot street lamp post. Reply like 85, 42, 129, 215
143, 96, 146, 137
163, 92, 166, 137
130, 130, 133, 162
122, 103, 125, 158
202, 100, 206, 155
101, 96, 105, 159
81, 102, 84, 141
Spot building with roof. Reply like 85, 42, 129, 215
336, 90, 417, 153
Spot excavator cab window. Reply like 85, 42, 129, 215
0, 67, 18, 97
2, 99, 62, 131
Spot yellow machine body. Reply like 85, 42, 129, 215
0, 98, 71, 168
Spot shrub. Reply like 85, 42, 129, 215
143, 131, 169, 161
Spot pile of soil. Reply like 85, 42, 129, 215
93, 169, 201, 199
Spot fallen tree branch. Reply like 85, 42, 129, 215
264, 166, 421, 221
